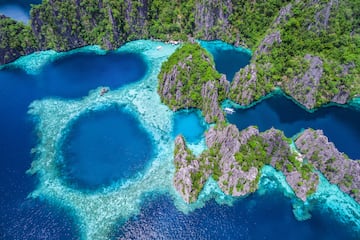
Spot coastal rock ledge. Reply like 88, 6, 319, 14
295, 129, 360, 202
173, 124, 319, 203
174, 125, 360, 205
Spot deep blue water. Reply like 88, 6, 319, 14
115, 191, 357, 240
0, 51, 147, 238
61, 106, 153, 190
173, 110, 207, 144
200, 41, 252, 81
40, 52, 147, 99
226, 93, 360, 159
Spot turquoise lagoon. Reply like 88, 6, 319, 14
0, 40, 359, 240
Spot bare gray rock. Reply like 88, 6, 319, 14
273, 4, 293, 27
201, 80, 225, 123
308, 0, 339, 32
295, 129, 360, 203
262, 128, 319, 201
285, 54, 323, 109
173, 136, 211, 203
254, 31, 281, 58
194, 0, 233, 40
206, 125, 260, 196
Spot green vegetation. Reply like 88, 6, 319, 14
228, 0, 291, 49
158, 42, 226, 122
234, 135, 269, 172
249, 0, 360, 107
1, 0, 292, 62
0, 16, 37, 64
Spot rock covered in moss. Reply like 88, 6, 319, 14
158, 43, 228, 123
173, 135, 213, 203
0, 15, 38, 65
173, 124, 319, 203
262, 128, 318, 201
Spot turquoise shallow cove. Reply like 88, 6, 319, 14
0, 40, 359, 239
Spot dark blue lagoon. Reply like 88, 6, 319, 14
200, 40, 251, 81
173, 110, 207, 144
226, 93, 360, 159
61, 106, 154, 190
0, 50, 148, 239
39, 52, 147, 99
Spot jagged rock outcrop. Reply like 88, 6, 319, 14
273, 3, 292, 27
308, 0, 338, 32
194, 0, 232, 40
295, 129, 360, 203
173, 136, 212, 203
201, 76, 228, 122
262, 128, 318, 201
174, 124, 320, 203
229, 63, 270, 105
253, 31, 281, 58
206, 125, 260, 196
158, 43, 228, 123
285, 54, 323, 109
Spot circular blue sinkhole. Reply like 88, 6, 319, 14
173, 110, 207, 144
59, 106, 154, 190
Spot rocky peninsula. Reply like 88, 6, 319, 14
295, 129, 360, 202
174, 124, 319, 203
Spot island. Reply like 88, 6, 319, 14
1, 0, 360, 227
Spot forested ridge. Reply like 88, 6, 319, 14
1, 0, 359, 108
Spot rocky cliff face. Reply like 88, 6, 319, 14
158, 43, 228, 123
0, 15, 38, 65
206, 125, 259, 196
262, 128, 318, 201
284, 54, 323, 109
295, 129, 360, 203
194, 0, 232, 40
173, 124, 320, 203
173, 136, 212, 203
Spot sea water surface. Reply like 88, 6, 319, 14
0, 51, 147, 239
0, 40, 359, 240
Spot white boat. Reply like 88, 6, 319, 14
224, 107, 235, 114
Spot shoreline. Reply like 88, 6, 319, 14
1, 39, 359, 239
